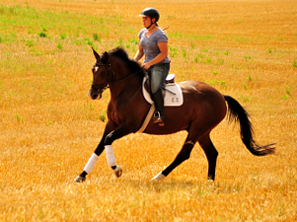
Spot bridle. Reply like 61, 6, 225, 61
91, 57, 144, 95
91, 62, 114, 94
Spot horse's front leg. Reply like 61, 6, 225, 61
74, 123, 112, 182
74, 121, 133, 182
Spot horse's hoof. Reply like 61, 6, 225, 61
151, 172, 166, 182
114, 166, 122, 178
74, 175, 86, 183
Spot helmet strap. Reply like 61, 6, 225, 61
146, 18, 155, 29
146, 23, 153, 29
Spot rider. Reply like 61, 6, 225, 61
134, 7, 170, 127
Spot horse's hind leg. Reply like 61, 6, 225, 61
198, 134, 218, 181
152, 136, 195, 181
152, 132, 218, 182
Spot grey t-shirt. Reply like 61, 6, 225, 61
138, 28, 170, 64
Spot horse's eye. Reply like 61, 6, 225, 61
101, 71, 107, 76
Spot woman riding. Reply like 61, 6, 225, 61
134, 7, 170, 126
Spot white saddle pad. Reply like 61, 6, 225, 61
142, 75, 183, 107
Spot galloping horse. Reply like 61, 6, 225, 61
74, 47, 275, 182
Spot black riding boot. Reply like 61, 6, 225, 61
152, 89, 165, 126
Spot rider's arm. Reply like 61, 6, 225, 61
134, 39, 144, 62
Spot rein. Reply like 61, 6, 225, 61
108, 68, 143, 88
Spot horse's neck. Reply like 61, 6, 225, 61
109, 61, 142, 98
110, 74, 142, 97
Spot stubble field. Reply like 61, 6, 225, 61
0, 0, 296, 221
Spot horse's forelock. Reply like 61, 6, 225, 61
100, 51, 109, 64
100, 56, 108, 64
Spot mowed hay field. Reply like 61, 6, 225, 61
1, 0, 297, 221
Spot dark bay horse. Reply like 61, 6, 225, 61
74, 47, 275, 182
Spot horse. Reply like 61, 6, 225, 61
74, 47, 275, 183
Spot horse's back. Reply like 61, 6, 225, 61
178, 80, 227, 123
179, 80, 224, 100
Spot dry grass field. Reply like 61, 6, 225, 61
1, 0, 296, 221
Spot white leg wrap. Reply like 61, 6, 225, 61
152, 171, 166, 182
105, 145, 116, 167
83, 153, 99, 174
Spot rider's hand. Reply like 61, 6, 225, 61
142, 62, 151, 70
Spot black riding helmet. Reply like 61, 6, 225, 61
140, 7, 160, 29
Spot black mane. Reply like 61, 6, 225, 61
108, 47, 145, 77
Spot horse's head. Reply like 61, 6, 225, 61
89, 47, 145, 100
89, 47, 114, 100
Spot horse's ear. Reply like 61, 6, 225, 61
92, 47, 100, 60
102, 51, 109, 61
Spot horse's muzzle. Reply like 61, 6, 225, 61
89, 89, 102, 100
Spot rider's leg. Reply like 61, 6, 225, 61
149, 63, 170, 126
152, 89, 165, 126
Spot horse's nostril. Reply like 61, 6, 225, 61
92, 94, 98, 100
89, 91, 102, 100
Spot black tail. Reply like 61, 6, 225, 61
224, 95, 275, 156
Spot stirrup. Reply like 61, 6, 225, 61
153, 111, 165, 126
